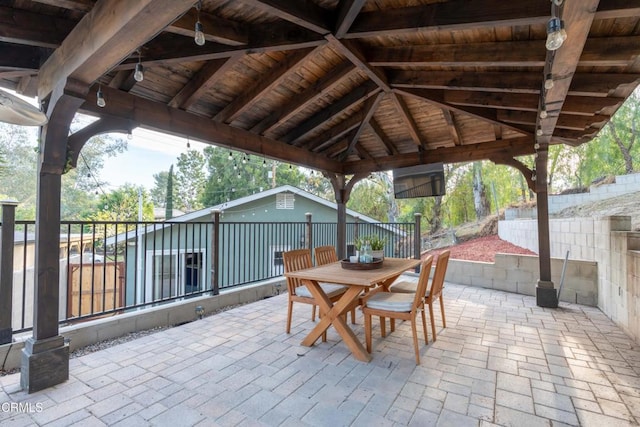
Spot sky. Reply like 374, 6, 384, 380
100, 128, 208, 191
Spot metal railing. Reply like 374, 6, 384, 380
0, 208, 419, 338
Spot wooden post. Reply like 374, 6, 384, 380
305, 212, 313, 250
21, 82, 85, 393
0, 200, 18, 345
414, 213, 422, 272
534, 145, 557, 308
336, 198, 347, 260
211, 209, 220, 296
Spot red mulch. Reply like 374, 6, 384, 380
422, 234, 536, 263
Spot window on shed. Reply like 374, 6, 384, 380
276, 193, 295, 209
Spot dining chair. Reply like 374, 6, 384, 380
283, 248, 349, 337
362, 255, 434, 364
314, 245, 357, 324
389, 250, 450, 342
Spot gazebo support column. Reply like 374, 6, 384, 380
21, 82, 85, 393
534, 145, 557, 308
326, 172, 368, 259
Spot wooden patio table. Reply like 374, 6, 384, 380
284, 257, 421, 362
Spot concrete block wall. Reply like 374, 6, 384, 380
498, 217, 597, 261
548, 173, 640, 214
445, 254, 598, 305
0, 278, 284, 372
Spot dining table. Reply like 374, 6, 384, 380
284, 257, 421, 362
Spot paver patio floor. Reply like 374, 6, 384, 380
1, 281, 639, 426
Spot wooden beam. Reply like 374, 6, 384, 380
79, 86, 342, 173
389, 70, 640, 96
444, 90, 622, 115
169, 56, 241, 110
327, 36, 391, 92
285, 80, 380, 144
335, 0, 367, 38
345, 0, 640, 39
0, 5, 74, 49
30, 0, 93, 12
497, 110, 609, 130
168, 8, 249, 46
342, 136, 536, 174
347, 0, 551, 38
306, 114, 364, 152
367, 119, 398, 155
108, 70, 136, 92
366, 36, 640, 68
214, 48, 314, 124
253, 61, 355, 136
389, 92, 425, 149
38, 0, 195, 100
340, 91, 385, 160
491, 156, 535, 192
113, 27, 326, 70
396, 87, 532, 136
441, 110, 462, 146
0, 43, 48, 71
250, 0, 331, 34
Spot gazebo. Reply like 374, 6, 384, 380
0, 0, 638, 392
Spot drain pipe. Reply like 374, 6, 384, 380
557, 250, 570, 304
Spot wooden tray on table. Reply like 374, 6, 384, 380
340, 258, 383, 270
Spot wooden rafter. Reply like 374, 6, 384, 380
285, 80, 380, 144
366, 36, 640, 68
389, 92, 425, 149
340, 91, 385, 160
250, 0, 331, 34
335, 0, 367, 38
253, 61, 355, 136
214, 48, 314, 124
169, 56, 242, 110
368, 119, 398, 156
306, 114, 365, 152
441, 110, 462, 146
0, 5, 74, 48
327, 36, 391, 92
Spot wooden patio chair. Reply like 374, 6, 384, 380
362, 255, 434, 364
283, 248, 349, 337
314, 245, 357, 324
389, 250, 450, 342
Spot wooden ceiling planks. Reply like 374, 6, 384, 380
0, 0, 639, 174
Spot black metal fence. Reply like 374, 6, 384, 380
0, 208, 418, 338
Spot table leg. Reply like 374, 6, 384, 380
300, 281, 371, 362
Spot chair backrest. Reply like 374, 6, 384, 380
429, 250, 450, 300
412, 255, 434, 308
283, 249, 313, 295
314, 245, 339, 266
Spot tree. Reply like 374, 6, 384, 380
90, 184, 153, 223
201, 147, 307, 206
175, 149, 206, 212
472, 161, 490, 219
150, 171, 169, 207
165, 165, 174, 219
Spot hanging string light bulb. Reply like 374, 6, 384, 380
134, 49, 144, 82
96, 85, 106, 108
262, 159, 267, 168
186, 137, 191, 149
194, 0, 205, 46
228, 151, 233, 161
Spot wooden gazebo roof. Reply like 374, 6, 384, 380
1, 0, 639, 175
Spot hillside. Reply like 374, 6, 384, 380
552, 190, 640, 230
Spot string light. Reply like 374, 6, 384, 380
96, 85, 105, 108
540, 107, 548, 119
546, 17, 567, 51
134, 49, 144, 82
228, 151, 233, 160
186, 137, 191, 149
544, 74, 555, 90
194, 0, 205, 46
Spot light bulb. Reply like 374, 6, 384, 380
546, 18, 567, 51
262, 159, 267, 168
536, 129, 543, 136
96, 88, 105, 108
127, 131, 133, 140
540, 109, 548, 119
228, 151, 233, 160
534, 143, 540, 150
134, 62, 144, 82
194, 21, 205, 46
544, 74, 554, 90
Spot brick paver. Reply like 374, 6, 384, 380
1, 281, 639, 426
